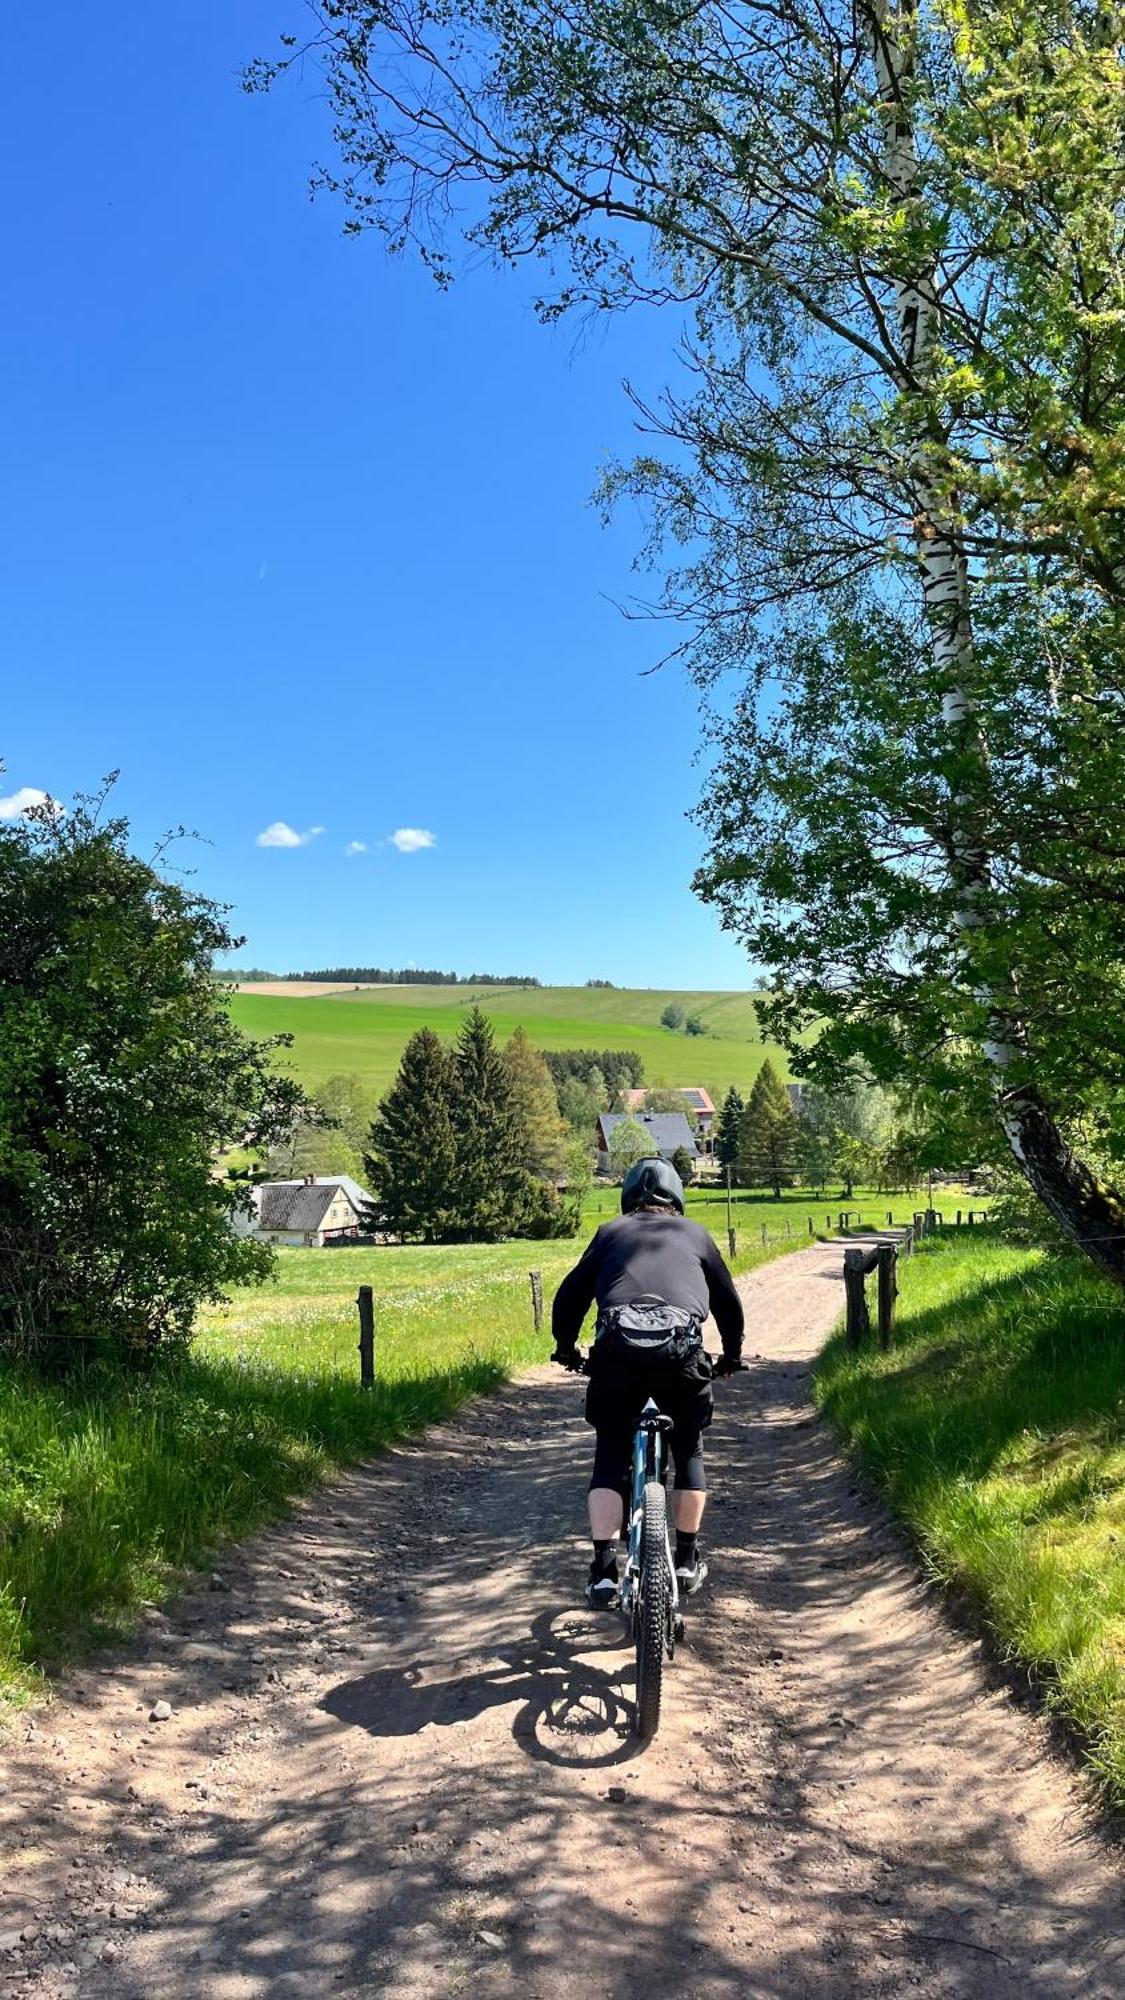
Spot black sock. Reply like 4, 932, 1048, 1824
675, 1531, 697, 1569
592, 1537, 618, 1574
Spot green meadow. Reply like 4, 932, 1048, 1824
226, 984, 790, 1101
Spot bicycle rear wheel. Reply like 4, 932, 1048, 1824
634, 1479, 670, 1740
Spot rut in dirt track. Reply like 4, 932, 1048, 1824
1, 1242, 1123, 1999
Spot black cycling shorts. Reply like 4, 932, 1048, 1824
590, 1421, 706, 1494
584, 1329, 714, 1494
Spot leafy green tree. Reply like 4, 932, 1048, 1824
502, 1027, 569, 1179
253, 0, 1125, 1273
795, 1082, 888, 1199
447, 1007, 529, 1239
684, 1014, 706, 1038
318, 1073, 373, 1161
0, 789, 304, 1365
671, 1144, 695, 1186
543, 1050, 644, 1096
715, 1088, 744, 1174
642, 1087, 691, 1117
266, 1071, 371, 1180
556, 1073, 607, 1140
563, 1132, 595, 1213
660, 1003, 685, 1032
609, 1118, 654, 1176
738, 1062, 798, 1198
364, 1030, 458, 1242
794, 1090, 835, 1196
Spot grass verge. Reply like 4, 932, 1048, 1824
815, 1228, 1125, 1811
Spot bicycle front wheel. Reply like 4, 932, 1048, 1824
634, 1479, 669, 1740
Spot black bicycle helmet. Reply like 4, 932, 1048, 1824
620, 1155, 685, 1215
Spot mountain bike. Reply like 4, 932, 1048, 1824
618, 1396, 683, 1740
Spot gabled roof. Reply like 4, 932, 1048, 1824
256, 1175, 371, 1234
596, 1112, 699, 1157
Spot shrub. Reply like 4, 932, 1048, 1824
0, 789, 304, 1366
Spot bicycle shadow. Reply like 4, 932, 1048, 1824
322, 1603, 646, 1770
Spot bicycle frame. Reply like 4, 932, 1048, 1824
619, 1404, 680, 1625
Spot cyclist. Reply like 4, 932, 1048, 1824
550, 1155, 745, 1608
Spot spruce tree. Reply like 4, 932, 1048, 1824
364, 1029, 457, 1241
715, 1086, 744, 1173
737, 1061, 798, 1198
448, 1007, 529, 1239
502, 1027, 568, 1180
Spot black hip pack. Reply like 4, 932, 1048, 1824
596, 1295, 703, 1365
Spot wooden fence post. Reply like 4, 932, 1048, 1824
968, 1209, 975, 1228
877, 1242, 897, 1350
529, 1269, 543, 1333
356, 1286, 375, 1388
844, 1248, 870, 1348
902, 1223, 914, 1258
886, 1209, 893, 1227
956, 1208, 962, 1227
785, 1218, 792, 1238
913, 1209, 925, 1239
925, 1208, 937, 1234
808, 1216, 815, 1236
761, 1223, 769, 1245
728, 1226, 737, 1260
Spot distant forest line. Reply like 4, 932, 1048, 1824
225, 966, 544, 987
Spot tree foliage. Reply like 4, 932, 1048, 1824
364, 1029, 459, 1241
502, 1025, 569, 1180
795, 1083, 889, 1199
367, 1014, 577, 1240
265, 1071, 371, 1181
608, 1117, 655, 1174
738, 1061, 799, 1197
0, 792, 304, 1364
251, 0, 1125, 1273
543, 1049, 645, 1097
715, 1087, 744, 1171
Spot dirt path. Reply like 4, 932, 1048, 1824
2, 1244, 1123, 1998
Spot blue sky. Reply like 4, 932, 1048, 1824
1, 2, 752, 988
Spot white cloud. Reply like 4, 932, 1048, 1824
345, 840, 367, 857
389, 827, 436, 853
256, 821, 325, 849
0, 786, 51, 821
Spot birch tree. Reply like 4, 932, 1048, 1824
252, 0, 1125, 1275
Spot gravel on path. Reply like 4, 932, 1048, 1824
0, 1242, 1122, 1998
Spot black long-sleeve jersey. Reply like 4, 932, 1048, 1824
551, 1210, 745, 1362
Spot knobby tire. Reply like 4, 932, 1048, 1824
635, 1479, 669, 1740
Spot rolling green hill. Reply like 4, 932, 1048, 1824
226, 984, 788, 1103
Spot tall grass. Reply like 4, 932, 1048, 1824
816, 1229, 1125, 1809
